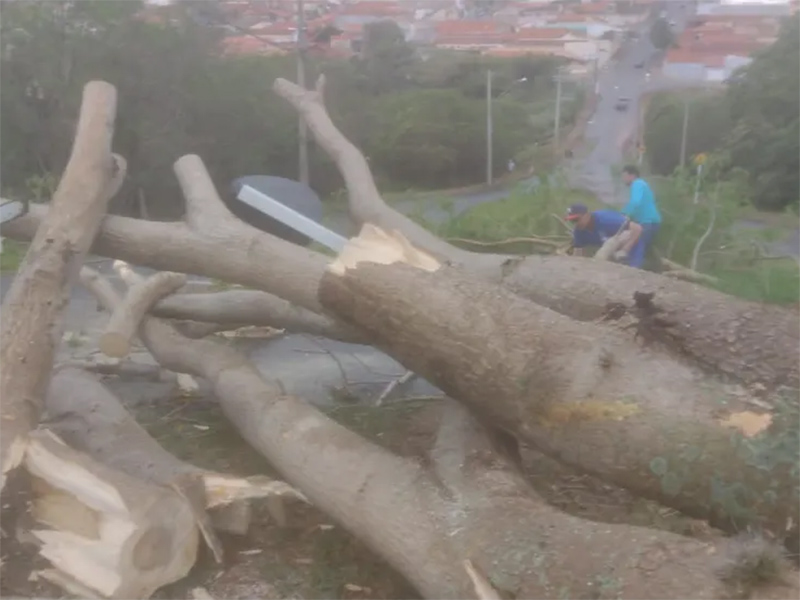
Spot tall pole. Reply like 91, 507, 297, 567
297, 0, 309, 185
486, 68, 493, 186
679, 97, 689, 169
553, 68, 563, 156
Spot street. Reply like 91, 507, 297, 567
570, 0, 695, 205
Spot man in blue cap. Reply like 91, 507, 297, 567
566, 202, 644, 266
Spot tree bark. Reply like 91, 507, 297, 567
0, 81, 121, 492
319, 225, 799, 545
80, 266, 798, 600
100, 271, 187, 357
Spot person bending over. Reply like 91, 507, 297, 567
566, 203, 641, 259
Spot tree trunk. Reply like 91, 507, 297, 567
26, 365, 306, 598
0, 81, 122, 492
80, 266, 798, 600
23, 428, 200, 599
318, 225, 799, 546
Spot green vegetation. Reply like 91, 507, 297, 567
649, 18, 675, 50
0, 0, 584, 219
431, 171, 798, 305
643, 17, 799, 212
0, 240, 28, 273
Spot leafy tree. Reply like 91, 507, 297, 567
357, 20, 416, 95
721, 17, 799, 210
649, 18, 674, 50
643, 92, 731, 175
367, 89, 530, 187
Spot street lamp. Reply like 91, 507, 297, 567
486, 72, 527, 186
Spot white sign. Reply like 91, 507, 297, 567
236, 185, 347, 253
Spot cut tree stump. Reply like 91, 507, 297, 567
30, 366, 307, 598
24, 429, 200, 599
0, 80, 122, 492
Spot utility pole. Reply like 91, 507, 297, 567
553, 67, 563, 156
486, 68, 493, 186
679, 97, 689, 168
296, 0, 309, 185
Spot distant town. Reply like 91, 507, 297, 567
138, 0, 798, 83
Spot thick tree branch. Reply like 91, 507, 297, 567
0, 81, 120, 491
152, 290, 362, 342
100, 271, 187, 358
320, 225, 799, 544
274, 77, 470, 263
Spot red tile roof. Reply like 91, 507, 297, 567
339, 2, 411, 17
436, 34, 510, 46
221, 36, 287, 56
434, 20, 512, 36
514, 27, 575, 40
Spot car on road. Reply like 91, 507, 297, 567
615, 97, 631, 111
634, 60, 645, 68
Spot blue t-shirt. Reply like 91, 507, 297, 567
573, 209, 628, 248
623, 178, 661, 224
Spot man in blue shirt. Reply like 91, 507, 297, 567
617, 164, 662, 268
567, 204, 646, 264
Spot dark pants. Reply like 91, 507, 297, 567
628, 223, 660, 269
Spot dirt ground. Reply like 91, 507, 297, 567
0, 379, 721, 600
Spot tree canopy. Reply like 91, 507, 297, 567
649, 18, 674, 50
722, 16, 799, 211
643, 17, 799, 211
0, 1, 578, 217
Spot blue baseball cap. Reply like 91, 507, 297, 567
565, 203, 589, 221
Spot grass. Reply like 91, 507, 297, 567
711, 259, 799, 305
0, 239, 28, 273
431, 179, 593, 254
427, 176, 799, 306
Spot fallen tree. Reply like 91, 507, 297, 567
0, 81, 122, 492
2, 154, 797, 543
75, 263, 798, 600
320, 225, 799, 545
0, 73, 797, 598
4, 81, 796, 393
